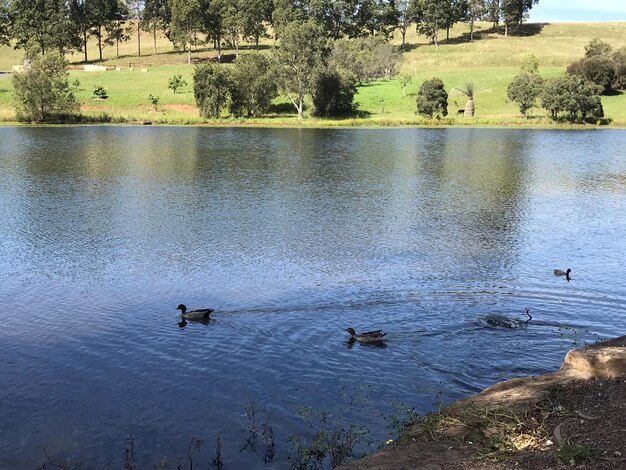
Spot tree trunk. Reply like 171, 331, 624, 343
83, 31, 88, 63
153, 25, 157, 54
137, 24, 141, 56
433, 30, 438, 46
116, 40, 119, 59
470, 17, 474, 41
255, 33, 259, 49
464, 98, 475, 117
505, 23, 508, 37
98, 28, 103, 62
401, 30, 406, 49
217, 33, 222, 63
446, 27, 450, 40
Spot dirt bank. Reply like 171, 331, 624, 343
341, 336, 626, 469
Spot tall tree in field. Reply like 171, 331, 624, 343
467, 0, 487, 40
10, 0, 78, 54
485, 0, 500, 27
273, 20, 329, 119
108, 4, 131, 59
501, 0, 538, 36
396, 0, 415, 49
356, 0, 399, 37
89, 0, 125, 61
142, 0, 171, 53
222, 0, 245, 55
169, 0, 202, 63
125, 0, 144, 56
240, 0, 272, 47
411, 0, 454, 45
201, 0, 227, 62
308, 0, 360, 39
69, 0, 93, 63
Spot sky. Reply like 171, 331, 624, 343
528, 0, 626, 22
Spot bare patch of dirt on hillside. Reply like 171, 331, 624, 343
162, 104, 197, 114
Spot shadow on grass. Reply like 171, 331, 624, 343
441, 22, 549, 45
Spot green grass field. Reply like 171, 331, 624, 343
1, 21, 625, 126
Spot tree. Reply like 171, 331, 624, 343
331, 36, 401, 83
541, 75, 604, 122
567, 56, 616, 94
125, 0, 144, 56
229, 54, 277, 117
0, 0, 10, 46
467, 0, 487, 40
12, 51, 78, 122
416, 77, 448, 117
69, 0, 93, 63
412, 0, 464, 45
201, 0, 227, 62
585, 38, 612, 58
452, 82, 484, 117
168, 74, 188, 93
88, 0, 126, 62
240, 0, 272, 47
312, 70, 357, 117
612, 47, 626, 90
485, 0, 500, 27
9, 0, 79, 54
273, 20, 329, 119
395, 0, 415, 49
142, 0, 171, 54
501, 0, 538, 36
193, 64, 232, 118
507, 72, 543, 117
170, 0, 202, 64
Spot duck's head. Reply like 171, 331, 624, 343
176, 304, 187, 314
566, 268, 572, 274
345, 328, 356, 336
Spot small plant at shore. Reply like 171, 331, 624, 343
148, 94, 160, 111
168, 74, 188, 93
92, 85, 108, 100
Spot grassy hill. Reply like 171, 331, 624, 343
0, 21, 625, 125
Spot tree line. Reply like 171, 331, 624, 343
0, 0, 541, 63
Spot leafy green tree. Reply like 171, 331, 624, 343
331, 36, 401, 83
416, 77, 448, 117
170, 0, 202, 63
9, 0, 79, 54
0, 0, 10, 46
69, 0, 94, 63
501, 0, 538, 36
240, 0, 272, 47
395, 0, 415, 48
229, 54, 277, 117
584, 38, 612, 58
273, 20, 329, 119
612, 47, 626, 90
12, 51, 78, 122
411, 0, 464, 45
168, 74, 188, 93
193, 63, 232, 118
142, 0, 171, 54
507, 72, 543, 117
201, 0, 228, 62
312, 70, 357, 117
88, 0, 126, 62
308, 0, 360, 39
125, 0, 144, 56
567, 56, 616, 94
541, 75, 604, 122
485, 0, 500, 27
467, 0, 487, 40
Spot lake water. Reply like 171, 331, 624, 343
0, 127, 625, 468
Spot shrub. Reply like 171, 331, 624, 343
612, 47, 626, 90
311, 70, 357, 117
229, 54, 277, 118
168, 74, 188, 93
416, 77, 448, 118
541, 75, 604, 122
193, 64, 232, 118
330, 36, 401, 83
584, 38, 612, 58
148, 94, 160, 111
11, 51, 78, 122
92, 85, 109, 99
567, 56, 616, 94
507, 72, 544, 117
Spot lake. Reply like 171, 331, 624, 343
0, 127, 625, 468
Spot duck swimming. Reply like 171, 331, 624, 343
554, 268, 571, 281
345, 328, 387, 343
176, 304, 214, 320
484, 308, 532, 328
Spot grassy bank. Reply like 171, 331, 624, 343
1, 22, 625, 126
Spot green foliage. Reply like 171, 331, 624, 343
568, 56, 616, 94
501, 0, 539, 29
612, 48, 626, 91
168, 74, 188, 93
556, 443, 592, 465
148, 94, 160, 110
331, 36, 401, 84
541, 75, 604, 122
399, 73, 412, 96
274, 20, 329, 119
229, 53, 277, 117
311, 70, 357, 117
11, 52, 78, 122
92, 85, 109, 99
412, 0, 464, 45
193, 63, 232, 118
519, 53, 539, 74
584, 38, 612, 58
0, 0, 9, 46
416, 77, 448, 118
507, 72, 544, 117
288, 407, 368, 470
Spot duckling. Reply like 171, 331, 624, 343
345, 328, 387, 343
554, 268, 571, 281
176, 304, 214, 320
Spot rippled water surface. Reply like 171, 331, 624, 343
1, 127, 625, 468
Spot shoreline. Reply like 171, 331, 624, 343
341, 336, 626, 469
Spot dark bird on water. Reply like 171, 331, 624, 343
345, 328, 387, 343
176, 304, 214, 320
554, 268, 571, 281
